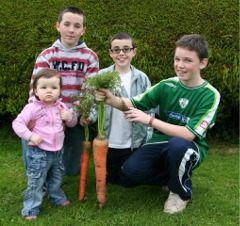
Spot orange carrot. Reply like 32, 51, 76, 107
86, 71, 121, 208
93, 137, 108, 208
78, 140, 91, 201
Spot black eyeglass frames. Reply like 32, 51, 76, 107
110, 47, 134, 54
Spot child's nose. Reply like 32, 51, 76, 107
177, 60, 184, 68
69, 25, 74, 32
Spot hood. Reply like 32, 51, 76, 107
52, 39, 88, 52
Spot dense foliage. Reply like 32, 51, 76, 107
0, 0, 238, 139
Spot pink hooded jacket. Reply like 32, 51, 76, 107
12, 98, 77, 151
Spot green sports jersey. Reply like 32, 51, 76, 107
131, 77, 221, 165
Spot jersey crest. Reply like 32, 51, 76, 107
179, 98, 189, 109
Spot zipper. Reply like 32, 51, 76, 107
49, 107, 57, 150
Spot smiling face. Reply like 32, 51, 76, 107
174, 47, 208, 87
109, 39, 137, 73
56, 12, 86, 48
34, 76, 61, 106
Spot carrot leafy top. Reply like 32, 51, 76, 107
86, 71, 121, 95
74, 88, 95, 119
86, 71, 121, 139
73, 88, 95, 142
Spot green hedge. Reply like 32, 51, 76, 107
0, 0, 238, 139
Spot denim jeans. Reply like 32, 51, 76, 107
22, 146, 67, 217
22, 121, 84, 176
21, 138, 28, 169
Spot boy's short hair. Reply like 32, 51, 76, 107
57, 6, 86, 27
33, 68, 62, 98
110, 32, 136, 48
176, 34, 208, 61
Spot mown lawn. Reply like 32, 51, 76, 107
0, 137, 238, 226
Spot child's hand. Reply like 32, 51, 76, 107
29, 134, 42, 145
27, 120, 36, 131
60, 108, 72, 121
124, 107, 150, 125
80, 116, 92, 126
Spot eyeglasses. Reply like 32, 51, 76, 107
110, 47, 134, 54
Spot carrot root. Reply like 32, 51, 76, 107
78, 141, 91, 201
93, 137, 108, 208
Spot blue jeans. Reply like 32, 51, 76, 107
22, 146, 67, 217
21, 139, 28, 169
21, 121, 84, 176
122, 137, 199, 200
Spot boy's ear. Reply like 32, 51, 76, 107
109, 49, 114, 58
200, 58, 208, 69
56, 22, 60, 32
132, 48, 137, 57
81, 27, 86, 36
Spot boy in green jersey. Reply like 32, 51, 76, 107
95, 34, 220, 214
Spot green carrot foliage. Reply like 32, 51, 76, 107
86, 71, 121, 139
73, 88, 95, 142
86, 71, 121, 95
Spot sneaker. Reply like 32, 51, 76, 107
25, 216, 37, 220
163, 192, 189, 214
60, 200, 70, 206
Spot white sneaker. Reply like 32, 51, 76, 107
163, 192, 190, 214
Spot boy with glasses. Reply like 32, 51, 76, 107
83, 31, 152, 186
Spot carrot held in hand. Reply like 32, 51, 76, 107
93, 137, 108, 208
92, 101, 108, 208
87, 71, 121, 208
73, 88, 94, 201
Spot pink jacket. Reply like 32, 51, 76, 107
12, 98, 77, 151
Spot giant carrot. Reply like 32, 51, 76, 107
74, 88, 94, 201
92, 100, 108, 208
87, 71, 121, 208
92, 137, 108, 207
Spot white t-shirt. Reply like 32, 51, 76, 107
108, 71, 132, 149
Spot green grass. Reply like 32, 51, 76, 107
0, 135, 238, 225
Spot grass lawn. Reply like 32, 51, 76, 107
0, 124, 239, 225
